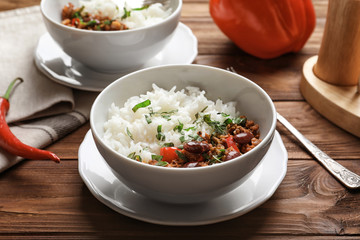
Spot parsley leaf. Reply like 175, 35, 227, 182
162, 142, 175, 147
121, 7, 131, 20
127, 152, 142, 161
156, 161, 168, 167
151, 154, 163, 161
132, 99, 151, 112
233, 117, 247, 126
175, 150, 188, 161
156, 125, 165, 141
126, 127, 134, 140
145, 114, 152, 124
173, 121, 183, 132
203, 114, 227, 135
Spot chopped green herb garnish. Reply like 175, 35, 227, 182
201, 106, 208, 112
151, 154, 163, 161
132, 5, 150, 11
156, 125, 165, 141
224, 118, 233, 125
162, 110, 178, 114
189, 134, 204, 141
148, 107, 154, 116
132, 99, 151, 112
162, 114, 171, 121
86, 20, 97, 26
121, 5, 150, 20
162, 142, 175, 147
193, 107, 208, 124
103, 20, 112, 25
149, 109, 178, 120
126, 127, 134, 140
179, 135, 186, 143
194, 112, 199, 122
128, 152, 142, 161
210, 155, 223, 164
184, 126, 196, 131
145, 114, 152, 124
203, 114, 227, 134
233, 117, 247, 126
173, 121, 183, 132
121, 7, 131, 19
72, 6, 84, 19
175, 150, 188, 161
209, 150, 225, 164
160, 110, 178, 121
156, 161, 168, 167
219, 112, 230, 117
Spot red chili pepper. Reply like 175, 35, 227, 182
160, 147, 181, 163
225, 135, 240, 153
0, 78, 60, 163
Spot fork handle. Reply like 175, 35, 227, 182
277, 113, 360, 189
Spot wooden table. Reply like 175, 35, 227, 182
1, 0, 360, 239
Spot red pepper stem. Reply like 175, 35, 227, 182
3, 77, 23, 100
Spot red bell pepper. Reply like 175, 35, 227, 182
160, 147, 181, 163
209, 0, 316, 59
71, 18, 80, 26
225, 135, 240, 153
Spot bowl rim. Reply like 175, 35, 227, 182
40, 0, 182, 34
90, 64, 277, 172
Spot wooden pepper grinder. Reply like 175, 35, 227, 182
300, 0, 360, 137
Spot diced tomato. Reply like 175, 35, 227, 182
225, 135, 240, 152
160, 147, 181, 163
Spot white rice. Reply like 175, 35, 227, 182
103, 84, 240, 163
79, 0, 172, 29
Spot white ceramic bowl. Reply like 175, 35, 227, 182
90, 64, 277, 204
40, 0, 182, 73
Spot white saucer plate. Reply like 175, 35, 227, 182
34, 23, 198, 92
78, 130, 288, 226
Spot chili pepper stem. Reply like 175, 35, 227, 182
3, 77, 23, 100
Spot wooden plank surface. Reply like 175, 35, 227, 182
1, 0, 360, 239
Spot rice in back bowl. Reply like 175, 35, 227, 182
104, 84, 243, 164
77, 0, 172, 29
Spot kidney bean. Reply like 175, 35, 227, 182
183, 141, 210, 154
224, 150, 241, 161
233, 132, 254, 144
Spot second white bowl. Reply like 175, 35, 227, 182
40, 0, 182, 73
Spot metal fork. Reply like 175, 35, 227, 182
227, 67, 360, 189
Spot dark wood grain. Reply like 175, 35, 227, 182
1, 0, 360, 239
1, 160, 360, 238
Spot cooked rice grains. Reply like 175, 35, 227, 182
103, 84, 242, 164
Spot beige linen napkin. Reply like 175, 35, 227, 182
0, 6, 97, 172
